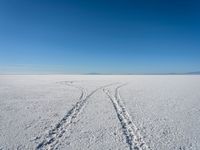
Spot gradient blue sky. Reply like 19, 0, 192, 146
0, 0, 200, 74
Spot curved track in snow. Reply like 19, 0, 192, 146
36, 81, 116, 150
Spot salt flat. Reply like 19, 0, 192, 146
0, 75, 200, 150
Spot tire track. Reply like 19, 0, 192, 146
36, 81, 116, 150
103, 84, 149, 150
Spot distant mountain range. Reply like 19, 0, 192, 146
1, 71, 200, 75
86, 73, 103, 75
184, 71, 200, 75
86, 71, 200, 75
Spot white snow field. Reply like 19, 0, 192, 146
0, 75, 200, 150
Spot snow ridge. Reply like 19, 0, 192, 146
36, 81, 116, 150
103, 84, 149, 150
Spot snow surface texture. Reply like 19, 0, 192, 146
0, 75, 200, 150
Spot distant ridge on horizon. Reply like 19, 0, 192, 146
0, 71, 200, 75
86, 71, 200, 75
184, 71, 200, 75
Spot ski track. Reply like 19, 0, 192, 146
36, 81, 117, 150
103, 83, 149, 150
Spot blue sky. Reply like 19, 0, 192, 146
0, 0, 200, 74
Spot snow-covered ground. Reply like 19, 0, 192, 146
0, 75, 200, 150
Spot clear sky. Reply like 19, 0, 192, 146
0, 0, 200, 74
